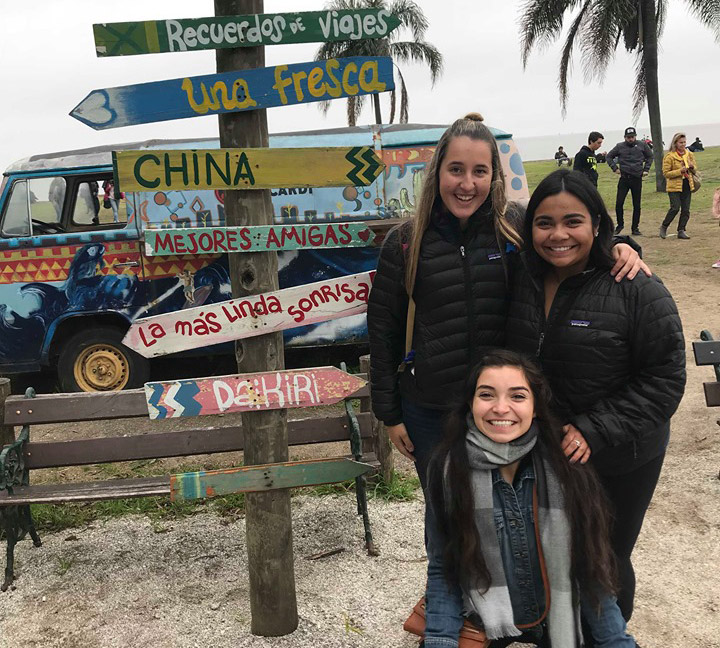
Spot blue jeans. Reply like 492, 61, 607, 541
401, 399, 448, 489
581, 592, 636, 647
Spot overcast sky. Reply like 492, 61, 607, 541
1, 0, 717, 172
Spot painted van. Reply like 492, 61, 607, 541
0, 123, 528, 391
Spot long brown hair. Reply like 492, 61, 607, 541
427, 349, 617, 602
403, 113, 523, 293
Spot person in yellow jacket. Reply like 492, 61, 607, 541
660, 133, 698, 240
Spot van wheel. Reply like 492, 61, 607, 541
57, 327, 150, 392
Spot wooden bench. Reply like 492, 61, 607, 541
0, 366, 388, 591
692, 330, 720, 408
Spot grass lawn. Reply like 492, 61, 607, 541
523, 146, 720, 270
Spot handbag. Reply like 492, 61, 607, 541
403, 597, 490, 647
690, 170, 702, 193
103, 197, 111, 209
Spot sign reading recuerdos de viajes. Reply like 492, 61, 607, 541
94, 10, 401, 56
70, 56, 394, 130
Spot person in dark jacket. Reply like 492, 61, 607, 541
505, 169, 686, 626
367, 115, 646, 492
554, 146, 571, 166
687, 137, 704, 152
573, 131, 604, 186
607, 127, 654, 236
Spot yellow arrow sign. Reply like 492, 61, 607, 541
113, 146, 385, 192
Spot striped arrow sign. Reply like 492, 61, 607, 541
94, 10, 401, 56
113, 146, 384, 192
70, 56, 393, 130
170, 457, 374, 501
144, 366, 367, 419
144, 223, 376, 256
123, 270, 375, 358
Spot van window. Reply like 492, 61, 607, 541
71, 178, 127, 228
1, 177, 66, 237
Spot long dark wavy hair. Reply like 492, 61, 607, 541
523, 168, 615, 271
427, 349, 617, 602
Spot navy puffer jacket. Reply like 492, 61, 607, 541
505, 257, 686, 475
367, 203, 521, 425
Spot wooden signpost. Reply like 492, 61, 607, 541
70, 56, 393, 130
94, 9, 401, 56
170, 457, 374, 502
145, 366, 366, 419
113, 146, 384, 192
144, 223, 375, 256
123, 270, 375, 358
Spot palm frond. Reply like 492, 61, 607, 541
558, 1, 591, 115
391, 0, 429, 40
631, 51, 647, 121
685, 0, 720, 40
519, 0, 583, 67
388, 41, 443, 83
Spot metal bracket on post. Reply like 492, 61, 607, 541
341, 362, 378, 556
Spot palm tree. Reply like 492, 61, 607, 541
315, 0, 443, 126
519, 0, 720, 191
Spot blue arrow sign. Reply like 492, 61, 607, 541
70, 56, 394, 130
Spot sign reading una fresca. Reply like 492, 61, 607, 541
144, 223, 375, 256
70, 56, 393, 130
145, 367, 366, 419
113, 146, 384, 192
123, 271, 375, 358
94, 10, 400, 56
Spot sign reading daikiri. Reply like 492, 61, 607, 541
94, 9, 400, 56
114, 146, 384, 192
70, 56, 393, 130
123, 271, 375, 358
145, 366, 366, 419
144, 223, 375, 257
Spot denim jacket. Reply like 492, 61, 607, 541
424, 457, 545, 647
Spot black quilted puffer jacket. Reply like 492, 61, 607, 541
505, 256, 686, 475
367, 203, 519, 426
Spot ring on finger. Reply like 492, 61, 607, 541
574, 439, 581, 448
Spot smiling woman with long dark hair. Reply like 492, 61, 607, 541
505, 168, 686, 629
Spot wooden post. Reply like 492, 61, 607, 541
215, 0, 297, 636
359, 355, 393, 483
0, 378, 13, 446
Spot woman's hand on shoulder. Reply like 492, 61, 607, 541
611, 243, 651, 282
562, 424, 591, 464
387, 423, 416, 462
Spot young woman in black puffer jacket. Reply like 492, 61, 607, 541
505, 168, 686, 625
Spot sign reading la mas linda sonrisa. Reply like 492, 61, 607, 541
94, 9, 400, 56
113, 146, 384, 192
70, 56, 393, 130
144, 223, 375, 257
123, 271, 375, 358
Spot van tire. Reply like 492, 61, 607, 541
57, 326, 150, 392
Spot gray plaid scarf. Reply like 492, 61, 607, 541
460, 413, 582, 646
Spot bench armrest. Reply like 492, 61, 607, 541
0, 424, 30, 493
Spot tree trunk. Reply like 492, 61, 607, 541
641, 0, 665, 192
373, 93, 382, 125
215, 0, 298, 637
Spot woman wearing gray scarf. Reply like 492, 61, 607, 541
421, 350, 636, 647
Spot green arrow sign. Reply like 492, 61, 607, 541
94, 9, 401, 57
170, 457, 374, 501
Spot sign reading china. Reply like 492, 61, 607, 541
123, 271, 375, 358
113, 146, 384, 192
144, 223, 375, 256
144, 366, 366, 419
94, 10, 401, 56
70, 56, 393, 130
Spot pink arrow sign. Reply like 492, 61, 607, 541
123, 271, 375, 358
144, 366, 366, 419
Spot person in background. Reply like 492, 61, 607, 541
554, 146, 571, 166
506, 169, 686, 628
607, 127, 653, 236
660, 133, 698, 240
687, 137, 704, 152
102, 179, 122, 224
573, 131, 604, 186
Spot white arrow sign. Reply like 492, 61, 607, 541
123, 271, 375, 358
